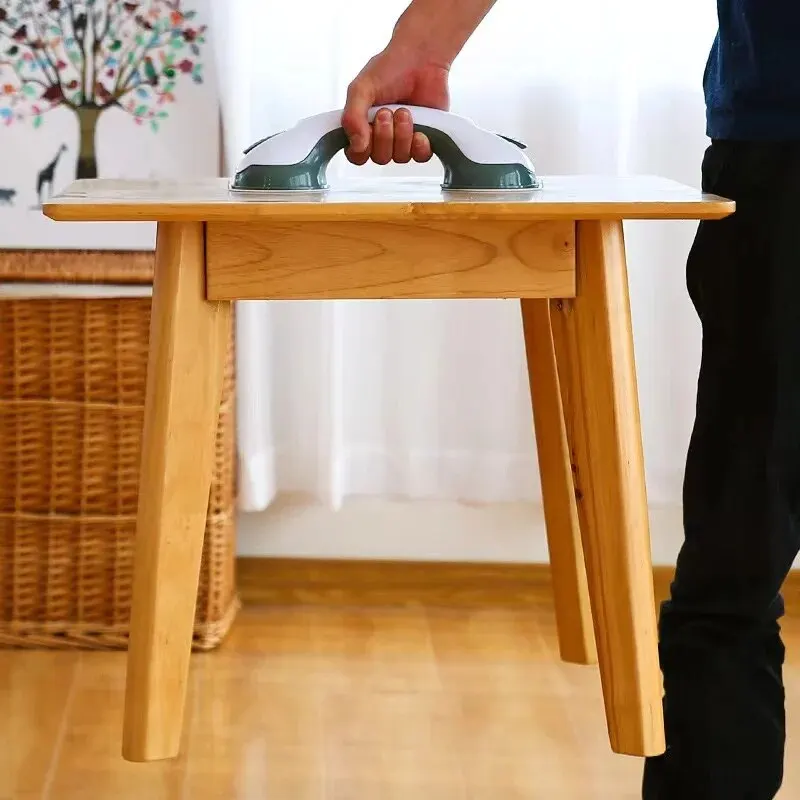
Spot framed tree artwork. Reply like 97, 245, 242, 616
0, 0, 219, 249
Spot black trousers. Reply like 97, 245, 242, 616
642, 140, 800, 798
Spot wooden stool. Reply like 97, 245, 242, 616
44, 175, 733, 763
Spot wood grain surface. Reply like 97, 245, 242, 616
42, 175, 735, 223
521, 299, 596, 665
4, 578, 800, 800
122, 222, 231, 762
550, 221, 663, 757
206, 220, 575, 300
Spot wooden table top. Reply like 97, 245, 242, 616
43, 175, 734, 224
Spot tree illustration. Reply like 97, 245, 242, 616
0, 0, 207, 179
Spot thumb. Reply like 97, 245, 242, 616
342, 78, 375, 155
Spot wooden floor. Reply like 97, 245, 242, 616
3, 599, 800, 799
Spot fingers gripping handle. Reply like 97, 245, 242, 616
231, 105, 541, 192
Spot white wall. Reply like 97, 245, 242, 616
235, 498, 686, 566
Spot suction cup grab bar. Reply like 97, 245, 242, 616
231, 105, 541, 193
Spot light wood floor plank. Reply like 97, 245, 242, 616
1, 595, 799, 798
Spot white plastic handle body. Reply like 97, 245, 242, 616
236, 104, 533, 171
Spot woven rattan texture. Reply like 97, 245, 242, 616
0, 293, 237, 650
0, 250, 154, 285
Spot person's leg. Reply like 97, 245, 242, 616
643, 140, 800, 799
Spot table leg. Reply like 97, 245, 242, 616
520, 299, 597, 665
122, 221, 231, 762
549, 220, 665, 757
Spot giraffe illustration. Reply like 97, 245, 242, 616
36, 144, 67, 205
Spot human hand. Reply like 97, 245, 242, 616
341, 43, 450, 166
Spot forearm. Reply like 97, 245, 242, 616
391, 0, 498, 68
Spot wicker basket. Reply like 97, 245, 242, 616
0, 251, 238, 650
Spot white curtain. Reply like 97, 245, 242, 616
211, 0, 720, 514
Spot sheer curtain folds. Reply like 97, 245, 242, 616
211, 0, 719, 513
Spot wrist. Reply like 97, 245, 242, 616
390, 2, 463, 69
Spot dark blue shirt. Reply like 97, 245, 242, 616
705, 2, 800, 140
